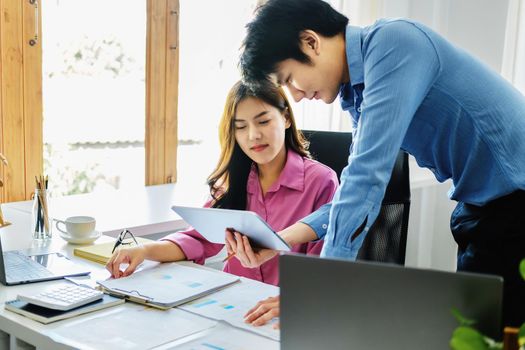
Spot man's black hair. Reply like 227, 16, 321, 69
240, 0, 348, 89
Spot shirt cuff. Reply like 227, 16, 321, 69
160, 233, 205, 265
300, 203, 332, 239
320, 241, 358, 260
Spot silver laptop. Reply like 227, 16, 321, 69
280, 254, 503, 350
0, 234, 90, 286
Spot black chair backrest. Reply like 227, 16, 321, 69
302, 129, 410, 264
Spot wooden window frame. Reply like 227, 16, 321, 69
0, 0, 179, 201
146, 0, 179, 185
0, 0, 42, 202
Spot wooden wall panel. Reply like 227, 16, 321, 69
0, 0, 43, 202
0, 0, 26, 201
164, 0, 179, 184
22, 0, 43, 198
0, 0, 4, 203
146, 0, 167, 185
146, 0, 179, 185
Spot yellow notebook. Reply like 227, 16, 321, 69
74, 237, 154, 264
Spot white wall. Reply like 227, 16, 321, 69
382, 0, 510, 72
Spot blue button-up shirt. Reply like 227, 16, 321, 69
301, 19, 525, 259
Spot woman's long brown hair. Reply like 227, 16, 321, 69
207, 81, 309, 210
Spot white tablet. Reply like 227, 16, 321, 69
171, 206, 291, 251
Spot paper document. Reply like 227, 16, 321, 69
45, 304, 217, 350
165, 322, 279, 349
179, 277, 280, 340
98, 262, 239, 309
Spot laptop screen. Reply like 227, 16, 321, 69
280, 254, 502, 350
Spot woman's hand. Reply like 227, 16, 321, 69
106, 245, 147, 278
224, 230, 278, 268
244, 296, 280, 329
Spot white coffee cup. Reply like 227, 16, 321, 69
55, 216, 96, 238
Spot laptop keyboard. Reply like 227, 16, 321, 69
5, 251, 53, 282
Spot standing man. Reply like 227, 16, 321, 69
229, 0, 525, 327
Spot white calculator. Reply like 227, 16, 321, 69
17, 284, 104, 311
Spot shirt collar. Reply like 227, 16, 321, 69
339, 25, 365, 110
345, 25, 365, 87
247, 148, 305, 194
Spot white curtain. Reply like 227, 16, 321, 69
502, 0, 525, 94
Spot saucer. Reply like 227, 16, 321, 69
59, 230, 102, 245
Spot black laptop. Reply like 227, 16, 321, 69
0, 234, 90, 285
280, 254, 503, 350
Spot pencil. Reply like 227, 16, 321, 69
222, 252, 236, 262
222, 228, 237, 262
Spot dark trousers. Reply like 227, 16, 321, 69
450, 190, 525, 328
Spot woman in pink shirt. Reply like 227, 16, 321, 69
106, 81, 338, 286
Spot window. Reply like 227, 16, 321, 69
42, 0, 147, 195
176, 0, 259, 189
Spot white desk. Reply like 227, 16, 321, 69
3, 183, 208, 238
0, 203, 279, 349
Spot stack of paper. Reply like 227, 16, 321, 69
74, 237, 153, 264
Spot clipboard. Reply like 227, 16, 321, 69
171, 206, 291, 251
97, 262, 239, 309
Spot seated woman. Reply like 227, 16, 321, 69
106, 80, 337, 288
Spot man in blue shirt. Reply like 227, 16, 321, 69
227, 0, 525, 327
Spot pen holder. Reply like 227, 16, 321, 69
31, 188, 52, 240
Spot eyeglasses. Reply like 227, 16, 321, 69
111, 229, 139, 254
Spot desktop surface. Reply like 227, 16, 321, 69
0, 205, 279, 349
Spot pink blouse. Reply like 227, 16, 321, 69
162, 149, 338, 285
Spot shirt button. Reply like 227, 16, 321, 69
322, 224, 328, 229
357, 107, 362, 113
364, 227, 369, 232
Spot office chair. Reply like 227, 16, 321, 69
301, 130, 410, 265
